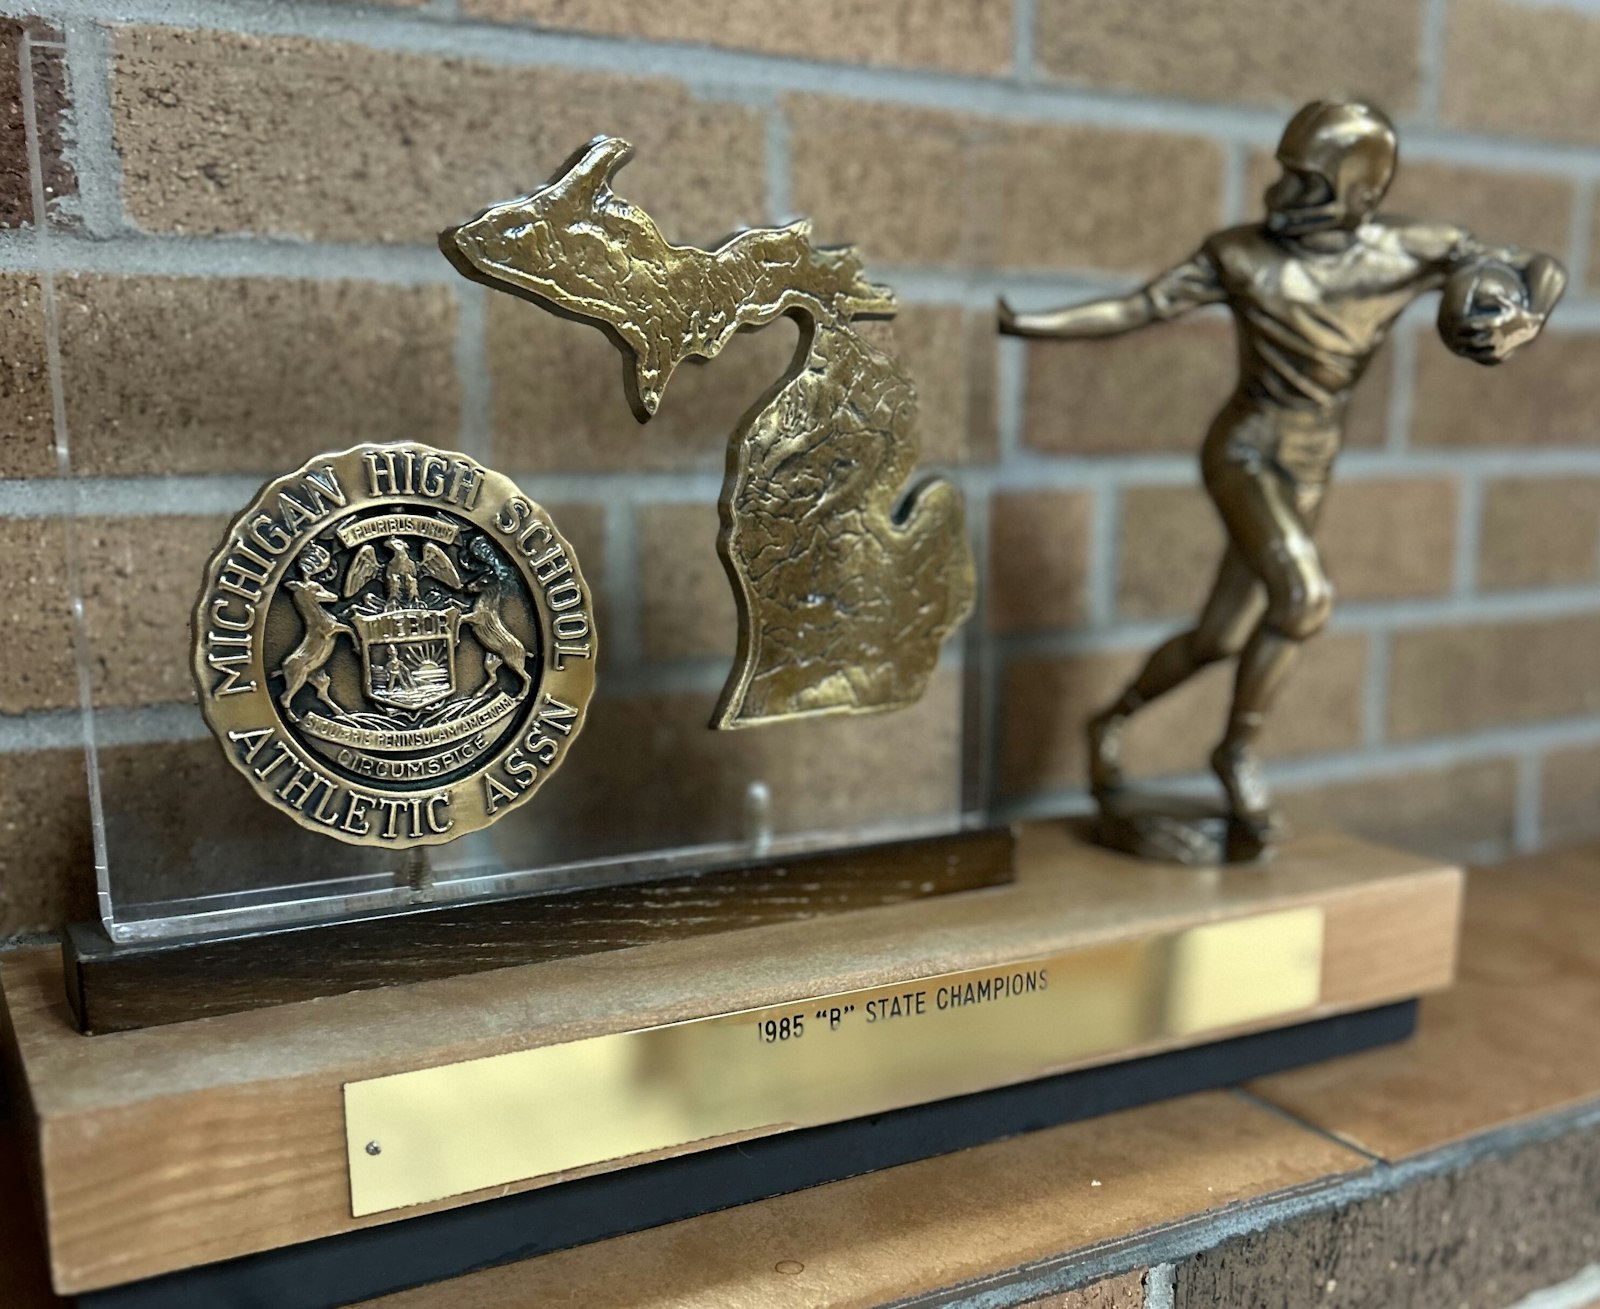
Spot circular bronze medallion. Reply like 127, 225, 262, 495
191, 442, 596, 848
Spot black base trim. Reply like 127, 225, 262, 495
82, 1000, 1417, 1309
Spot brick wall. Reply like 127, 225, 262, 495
2, 0, 1599, 935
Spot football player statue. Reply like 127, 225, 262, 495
999, 99, 1567, 863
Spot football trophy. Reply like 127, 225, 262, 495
1001, 100, 1567, 863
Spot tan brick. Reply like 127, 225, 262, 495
1021, 319, 1389, 457
1588, 200, 1600, 294
0, 517, 74, 714
58, 275, 459, 477
1379, 159, 1573, 262
787, 96, 1220, 271
1117, 477, 1455, 621
960, 121, 1221, 274
1116, 486, 1218, 621
1443, 0, 1600, 143
638, 501, 733, 661
0, 272, 53, 478
1001, 633, 1366, 797
1478, 478, 1600, 592
1387, 615, 1600, 741
112, 27, 766, 244
1, 19, 75, 230
1541, 742, 1600, 848
490, 294, 797, 474
1317, 476, 1458, 601
1279, 759, 1517, 864
1244, 151, 1573, 262
79, 515, 224, 709
1342, 335, 1393, 448
1021, 1269, 1146, 1308
465, 0, 1014, 75
1411, 331, 1600, 448
0, 747, 93, 936
493, 672, 962, 861
788, 97, 971, 267
864, 305, 997, 466
1024, 319, 1231, 457
1035, 0, 1422, 110
989, 489, 1092, 634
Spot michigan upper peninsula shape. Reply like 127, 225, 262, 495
441, 136, 976, 729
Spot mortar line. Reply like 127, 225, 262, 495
1142, 1265, 1176, 1309
12, 473, 1600, 623
1010, 0, 1036, 83
13, 449, 1600, 519
982, 446, 1600, 485
14, 229, 1600, 326
1568, 180, 1595, 293
1514, 748, 1544, 853
1453, 472, 1484, 596
1415, 0, 1450, 125
1383, 323, 1419, 452
0, 229, 461, 282
451, 278, 492, 462
1361, 627, 1390, 747
557, 470, 730, 503
1086, 480, 1119, 629
13, 0, 1600, 177
58, 16, 124, 237
995, 585, 1600, 650
1218, 138, 1248, 226
763, 101, 792, 221
994, 334, 1026, 461
603, 491, 645, 671
0, 702, 204, 750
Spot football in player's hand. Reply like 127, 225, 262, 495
1438, 260, 1531, 366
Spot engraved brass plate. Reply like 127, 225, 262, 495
344, 907, 1323, 1216
192, 443, 596, 847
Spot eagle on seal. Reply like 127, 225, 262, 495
344, 537, 464, 607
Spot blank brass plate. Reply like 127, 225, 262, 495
344, 906, 1323, 1217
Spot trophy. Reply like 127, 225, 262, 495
1002, 100, 1567, 864
0, 116, 1478, 1308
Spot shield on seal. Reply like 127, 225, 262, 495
353, 607, 462, 711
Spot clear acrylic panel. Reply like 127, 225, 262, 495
74, 110, 998, 942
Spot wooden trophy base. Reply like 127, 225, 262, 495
0, 823, 1462, 1308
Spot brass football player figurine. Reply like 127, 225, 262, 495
1001, 100, 1567, 862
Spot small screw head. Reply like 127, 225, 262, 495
365, 1141, 382, 1156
